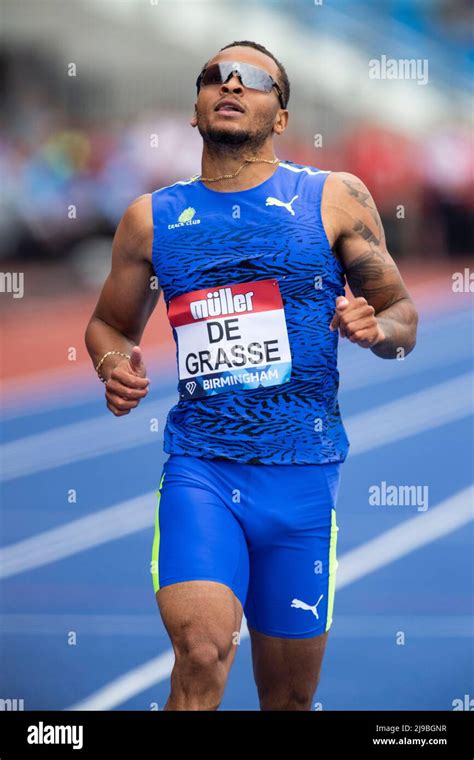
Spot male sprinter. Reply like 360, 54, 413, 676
85, 41, 418, 711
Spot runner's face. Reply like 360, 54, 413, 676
193, 48, 284, 147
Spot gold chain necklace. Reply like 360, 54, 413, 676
195, 156, 280, 183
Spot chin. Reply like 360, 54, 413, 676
205, 126, 251, 146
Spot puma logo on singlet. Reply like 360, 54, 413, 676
291, 594, 324, 619
265, 194, 299, 215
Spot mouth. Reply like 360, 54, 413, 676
214, 99, 245, 117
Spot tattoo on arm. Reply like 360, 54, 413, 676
342, 179, 383, 234
346, 252, 416, 357
344, 250, 404, 311
335, 176, 418, 358
352, 219, 381, 251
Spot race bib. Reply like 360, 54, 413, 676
168, 279, 292, 400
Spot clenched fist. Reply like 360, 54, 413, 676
105, 345, 150, 416
329, 296, 385, 349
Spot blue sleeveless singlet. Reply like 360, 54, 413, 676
151, 159, 350, 465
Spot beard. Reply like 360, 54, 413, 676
200, 125, 253, 146
196, 109, 275, 153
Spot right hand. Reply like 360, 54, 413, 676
104, 345, 150, 416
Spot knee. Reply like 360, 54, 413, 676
259, 686, 315, 711
171, 639, 230, 710
176, 640, 222, 673
174, 635, 233, 686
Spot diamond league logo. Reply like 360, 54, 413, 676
185, 381, 197, 395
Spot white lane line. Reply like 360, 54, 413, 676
0, 492, 156, 579
336, 485, 474, 586
67, 650, 177, 712
1, 370, 472, 483
338, 324, 471, 391
344, 372, 473, 455
66, 485, 474, 711
0, 361, 177, 422
1, 373, 472, 577
0, 394, 177, 482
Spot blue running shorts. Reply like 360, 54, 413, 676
151, 454, 341, 638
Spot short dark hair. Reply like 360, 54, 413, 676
207, 40, 290, 109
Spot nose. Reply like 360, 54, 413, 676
219, 73, 244, 97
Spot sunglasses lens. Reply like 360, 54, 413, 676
239, 65, 274, 92
199, 62, 274, 93
200, 63, 223, 86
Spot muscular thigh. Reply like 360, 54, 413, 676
158, 580, 243, 663
151, 454, 249, 660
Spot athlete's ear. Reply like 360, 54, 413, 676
190, 104, 198, 128
273, 109, 288, 135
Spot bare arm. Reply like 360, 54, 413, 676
85, 193, 160, 413
323, 172, 418, 359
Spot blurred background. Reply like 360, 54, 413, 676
0, 0, 473, 712
1, 0, 473, 272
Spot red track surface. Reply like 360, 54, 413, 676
1, 260, 469, 395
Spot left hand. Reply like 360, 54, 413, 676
329, 296, 385, 348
